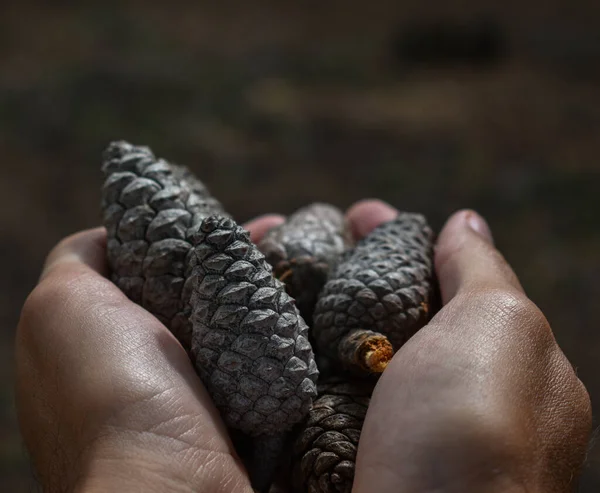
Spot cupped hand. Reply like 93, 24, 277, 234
350, 201, 592, 493
16, 201, 591, 493
15, 215, 283, 493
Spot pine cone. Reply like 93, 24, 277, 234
259, 204, 351, 323
313, 213, 434, 374
292, 379, 373, 493
100, 141, 227, 349
189, 215, 319, 436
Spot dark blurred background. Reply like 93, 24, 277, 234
1, 1, 599, 490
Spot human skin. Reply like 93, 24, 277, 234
15, 201, 591, 493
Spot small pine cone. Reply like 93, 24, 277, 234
100, 141, 227, 349
189, 215, 319, 436
259, 204, 351, 323
292, 379, 373, 493
313, 213, 434, 374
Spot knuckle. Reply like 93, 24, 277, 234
20, 280, 58, 329
574, 377, 592, 422
455, 286, 555, 350
18, 270, 94, 348
49, 230, 88, 256
466, 286, 550, 331
463, 287, 592, 428
43, 229, 103, 273
18, 278, 67, 346
44, 234, 76, 265
504, 293, 549, 332
553, 350, 593, 423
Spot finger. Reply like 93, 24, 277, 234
40, 214, 284, 284
243, 214, 285, 243
345, 199, 398, 240
435, 210, 523, 304
41, 227, 109, 280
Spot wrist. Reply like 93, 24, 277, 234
71, 439, 252, 493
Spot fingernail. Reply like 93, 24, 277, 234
466, 211, 493, 243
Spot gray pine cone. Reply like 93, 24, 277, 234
189, 215, 319, 436
292, 379, 373, 493
259, 204, 351, 323
100, 141, 227, 349
313, 213, 434, 374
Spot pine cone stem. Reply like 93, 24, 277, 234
338, 329, 393, 373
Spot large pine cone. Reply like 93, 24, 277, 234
188, 215, 318, 435
101, 142, 319, 437
313, 213, 434, 374
101, 141, 227, 348
259, 203, 351, 323
292, 379, 373, 493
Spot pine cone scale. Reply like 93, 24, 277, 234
259, 204, 351, 323
101, 141, 228, 348
189, 217, 318, 436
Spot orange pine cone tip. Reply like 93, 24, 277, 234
338, 329, 394, 374
358, 335, 393, 373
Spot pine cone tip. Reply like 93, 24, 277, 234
339, 329, 393, 374
360, 335, 393, 373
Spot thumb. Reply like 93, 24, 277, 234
435, 210, 523, 304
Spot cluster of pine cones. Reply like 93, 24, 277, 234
100, 141, 436, 493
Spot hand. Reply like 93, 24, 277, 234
15, 216, 283, 493
350, 201, 592, 493
17, 201, 591, 493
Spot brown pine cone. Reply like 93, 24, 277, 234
188, 215, 318, 436
313, 213, 434, 374
101, 142, 319, 438
101, 141, 227, 349
259, 204, 351, 323
292, 379, 373, 493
